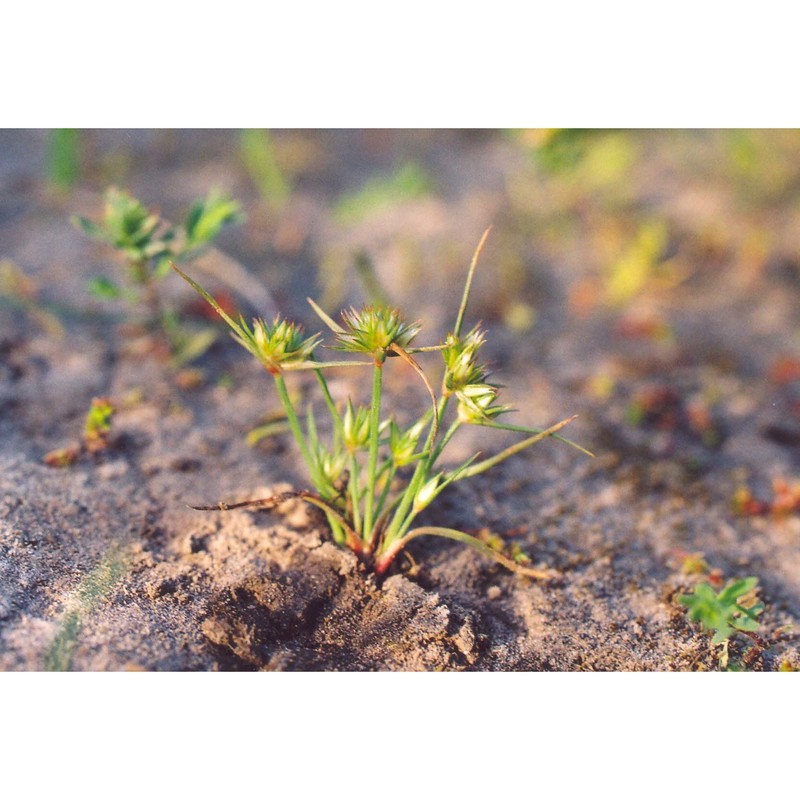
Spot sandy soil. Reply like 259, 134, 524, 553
1, 129, 799, 670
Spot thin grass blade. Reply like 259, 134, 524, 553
396, 526, 559, 580
307, 296, 345, 333
454, 226, 492, 338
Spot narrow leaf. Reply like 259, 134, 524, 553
454, 226, 491, 338
398, 526, 559, 581
170, 262, 248, 339
456, 415, 578, 480
307, 296, 345, 333
478, 419, 595, 458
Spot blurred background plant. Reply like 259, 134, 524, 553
47, 128, 81, 195
239, 129, 292, 210
73, 187, 243, 368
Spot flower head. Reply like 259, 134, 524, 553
442, 325, 487, 394
343, 400, 371, 452
234, 315, 321, 374
334, 305, 421, 360
388, 417, 428, 467
455, 383, 511, 424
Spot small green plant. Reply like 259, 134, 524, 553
239, 129, 292, 209
73, 187, 243, 366
333, 161, 431, 225
679, 577, 764, 668
0, 259, 65, 337
173, 229, 592, 578
44, 397, 116, 467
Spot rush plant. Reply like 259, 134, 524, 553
173, 230, 592, 577
73, 187, 243, 366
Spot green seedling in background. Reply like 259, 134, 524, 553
679, 577, 764, 668
44, 397, 116, 467
333, 161, 431, 225
47, 129, 81, 193
605, 220, 669, 306
0, 259, 65, 337
174, 229, 593, 578
239, 129, 292, 209
44, 547, 129, 671
73, 187, 243, 366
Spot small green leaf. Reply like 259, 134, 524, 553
171, 328, 218, 369
87, 276, 122, 299
72, 215, 107, 242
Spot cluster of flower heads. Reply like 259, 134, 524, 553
441, 325, 510, 423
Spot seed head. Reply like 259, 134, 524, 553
413, 472, 443, 512
343, 401, 371, 452
389, 417, 428, 467
334, 305, 421, 360
456, 383, 511, 424
317, 445, 348, 489
442, 325, 488, 394
234, 315, 321, 374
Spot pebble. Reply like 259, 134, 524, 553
96, 460, 130, 481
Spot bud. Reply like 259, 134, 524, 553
442, 326, 487, 394
389, 417, 427, 467
456, 383, 510, 424
318, 446, 347, 487
413, 473, 442, 512
343, 401, 371, 451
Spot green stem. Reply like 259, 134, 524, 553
383, 395, 449, 545
362, 361, 384, 544
374, 460, 397, 524
429, 414, 461, 467
314, 367, 344, 439
273, 373, 320, 488
348, 452, 362, 535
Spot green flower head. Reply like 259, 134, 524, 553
234, 315, 321, 374
442, 325, 487, 394
388, 417, 428, 467
343, 400, 371, 452
456, 383, 511, 424
334, 305, 421, 359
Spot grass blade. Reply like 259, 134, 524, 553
454, 226, 491, 338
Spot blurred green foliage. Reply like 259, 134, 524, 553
239, 129, 292, 208
334, 161, 431, 225
47, 128, 81, 192
679, 577, 763, 645
73, 187, 243, 367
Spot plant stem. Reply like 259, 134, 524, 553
314, 366, 344, 439
274, 373, 350, 545
362, 361, 383, 545
273, 373, 319, 487
382, 395, 449, 546
348, 452, 362, 535
429, 414, 461, 467
374, 461, 397, 523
